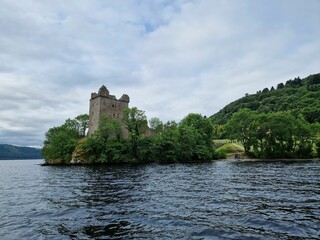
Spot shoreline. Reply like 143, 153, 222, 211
220, 157, 320, 162
40, 157, 320, 166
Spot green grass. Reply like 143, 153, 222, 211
213, 139, 230, 144
215, 142, 244, 158
217, 143, 244, 153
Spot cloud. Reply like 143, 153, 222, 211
131, 0, 320, 119
0, 0, 319, 147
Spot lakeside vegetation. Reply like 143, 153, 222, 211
210, 73, 320, 125
214, 141, 244, 158
42, 73, 320, 164
42, 109, 217, 164
211, 73, 320, 159
224, 109, 320, 158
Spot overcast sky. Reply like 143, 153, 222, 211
0, 0, 319, 147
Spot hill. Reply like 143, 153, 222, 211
0, 144, 42, 160
210, 73, 320, 125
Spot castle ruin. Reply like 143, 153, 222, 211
88, 85, 130, 135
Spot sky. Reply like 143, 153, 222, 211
0, 0, 319, 147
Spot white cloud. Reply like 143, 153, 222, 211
0, 0, 319, 146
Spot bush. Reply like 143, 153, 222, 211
316, 140, 320, 157
214, 149, 227, 159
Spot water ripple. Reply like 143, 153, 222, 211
0, 160, 319, 239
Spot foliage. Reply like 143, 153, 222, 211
76, 110, 217, 164
215, 143, 244, 158
72, 138, 89, 163
224, 109, 318, 158
316, 140, 320, 157
149, 117, 164, 134
152, 123, 179, 163
214, 149, 227, 159
213, 124, 226, 139
42, 117, 82, 163
75, 114, 89, 137
83, 117, 127, 164
43, 73, 320, 164
178, 114, 215, 161
123, 107, 149, 159
43, 83, 320, 164
123, 107, 148, 136
210, 73, 320, 125
224, 108, 255, 153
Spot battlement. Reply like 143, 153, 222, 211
90, 85, 130, 103
88, 85, 130, 135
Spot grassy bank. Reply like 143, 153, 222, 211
214, 140, 245, 159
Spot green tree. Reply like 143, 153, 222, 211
294, 115, 313, 158
177, 124, 196, 162
225, 109, 255, 154
42, 118, 81, 163
277, 83, 284, 89
178, 114, 215, 161
316, 140, 320, 157
252, 112, 297, 158
164, 120, 178, 130
180, 114, 213, 145
84, 117, 123, 163
75, 114, 89, 137
136, 137, 155, 163
225, 110, 316, 159
123, 107, 148, 159
210, 73, 320, 125
250, 113, 269, 158
152, 125, 180, 163
213, 124, 225, 139
149, 117, 164, 135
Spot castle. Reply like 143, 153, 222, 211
88, 85, 130, 135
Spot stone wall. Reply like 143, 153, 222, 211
88, 85, 130, 135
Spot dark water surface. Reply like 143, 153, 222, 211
0, 159, 319, 239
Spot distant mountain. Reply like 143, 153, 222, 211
210, 73, 320, 125
0, 144, 42, 160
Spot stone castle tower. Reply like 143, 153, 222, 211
88, 85, 130, 135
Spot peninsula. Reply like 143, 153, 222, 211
41, 73, 320, 165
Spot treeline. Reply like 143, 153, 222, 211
42, 108, 218, 164
210, 73, 320, 125
224, 109, 320, 158
41, 114, 89, 162
42, 73, 320, 162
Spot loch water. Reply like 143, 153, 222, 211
0, 159, 319, 240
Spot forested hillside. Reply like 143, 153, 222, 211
0, 144, 42, 160
210, 73, 320, 125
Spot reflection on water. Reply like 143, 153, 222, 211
0, 160, 319, 239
